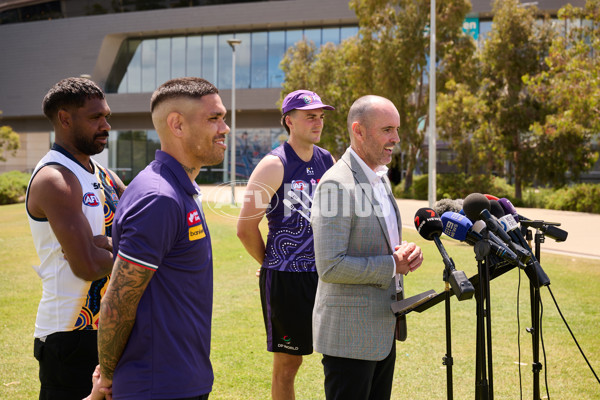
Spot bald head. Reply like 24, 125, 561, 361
347, 95, 396, 142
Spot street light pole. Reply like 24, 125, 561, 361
227, 38, 242, 205
428, 0, 437, 208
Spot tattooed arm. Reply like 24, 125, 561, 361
97, 256, 154, 391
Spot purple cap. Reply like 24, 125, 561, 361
281, 90, 335, 114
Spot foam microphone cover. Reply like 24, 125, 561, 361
489, 200, 506, 219
433, 198, 462, 216
441, 211, 473, 241
463, 193, 490, 222
414, 208, 443, 240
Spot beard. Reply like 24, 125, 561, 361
74, 132, 108, 155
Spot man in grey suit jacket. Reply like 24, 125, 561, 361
311, 95, 424, 399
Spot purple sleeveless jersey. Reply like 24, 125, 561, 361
263, 142, 334, 272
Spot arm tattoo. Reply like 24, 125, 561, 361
98, 257, 154, 381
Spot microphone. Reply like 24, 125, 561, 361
433, 198, 463, 216
463, 193, 531, 262
498, 198, 568, 242
414, 208, 474, 300
441, 211, 524, 267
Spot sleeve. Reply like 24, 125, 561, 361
116, 194, 181, 271
311, 178, 394, 289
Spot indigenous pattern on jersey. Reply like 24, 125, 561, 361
263, 142, 333, 272
26, 144, 119, 337
76, 165, 119, 330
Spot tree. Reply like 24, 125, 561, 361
0, 112, 20, 162
280, 0, 472, 193
524, 0, 600, 187
478, 0, 554, 199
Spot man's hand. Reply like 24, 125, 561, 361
82, 365, 112, 400
393, 241, 424, 275
93, 235, 113, 253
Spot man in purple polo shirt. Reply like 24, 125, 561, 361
95, 77, 229, 400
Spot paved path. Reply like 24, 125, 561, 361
200, 185, 600, 261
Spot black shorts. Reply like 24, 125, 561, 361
259, 267, 318, 355
33, 330, 98, 400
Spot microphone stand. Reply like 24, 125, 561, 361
526, 227, 545, 400
442, 271, 454, 400
474, 238, 494, 400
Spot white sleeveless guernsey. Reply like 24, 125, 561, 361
26, 148, 108, 338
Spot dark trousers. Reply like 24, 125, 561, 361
322, 341, 396, 400
34, 330, 98, 400
173, 395, 209, 400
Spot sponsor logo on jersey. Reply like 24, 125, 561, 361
93, 182, 101, 189
187, 210, 201, 226
189, 224, 206, 240
83, 192, 100, 207
291, 180, 308, 191
306, 167, 314, 175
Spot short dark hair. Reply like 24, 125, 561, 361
150, 77, 219, 112
42, 77, 105, 121
280, 110, 295, 135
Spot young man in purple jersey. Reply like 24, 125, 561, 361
96, 77, 229, 399
237, 90, 335, 400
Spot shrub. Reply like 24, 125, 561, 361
545, 183, 600, 214
0, 170, 30, 205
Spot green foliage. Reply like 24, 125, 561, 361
0, 111, 21, 162
281, 0, 473, 191
0, 171, 30, 205
546, 183, 600, 214
523, 0, 600, 188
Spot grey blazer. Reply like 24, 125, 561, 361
311, 149, 405, 361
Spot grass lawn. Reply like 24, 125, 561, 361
1, 202, 599, 399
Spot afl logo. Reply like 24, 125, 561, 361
291, 180, 308, 191
83, 192, 100, 207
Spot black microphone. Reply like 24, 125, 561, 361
441, 211, 524, 268
414, 208, 474, 300
497, 198, 568, 242
463, 193, 531, 263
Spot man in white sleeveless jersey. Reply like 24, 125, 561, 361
26, 77, 125, 400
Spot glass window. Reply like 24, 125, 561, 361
141, 39, 156, 92
218, 34, 233, 89
303, 28, 321, 48
322, 27, 340, 45
171, 36, 186, 79
202, 35, 218, 85
127, 43, 142, 93
268, 31, 285, 88
251, 31, 268, 88
286, 29, 303, 49
235, 33, 251, 89
187, 35, 202, 77
156, 37, 171, 86
341, 26, 358, 41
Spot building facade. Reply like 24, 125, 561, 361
0, 0, 593, 183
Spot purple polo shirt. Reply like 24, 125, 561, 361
111, 150, 213, 399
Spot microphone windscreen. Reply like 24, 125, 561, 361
472, 220, 487, 234
463, 193, 490, 222
489, 200, 506, 219
414, 208, 443, 240
433, 198, 462, 216
484, 194, 499, 201
441, 211, 472, 241
498, 198, 519, 221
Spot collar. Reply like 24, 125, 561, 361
348, 147, 389, 185
154, 150, 199, 196
51, 143, 96, 174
